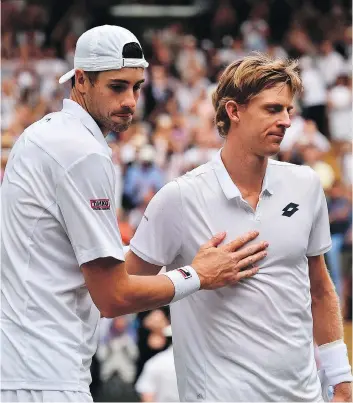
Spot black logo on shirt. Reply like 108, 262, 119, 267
282, 202, 299, 217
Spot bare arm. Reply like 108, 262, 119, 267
125, 250, 161, 276
309, 255, 352, 401
309, 254, 343, 345
82, 256, 175, 318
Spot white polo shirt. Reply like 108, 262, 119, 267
130, 151, 332, 402
1, 99, 124, 393
136, 345, 179, 402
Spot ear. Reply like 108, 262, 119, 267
74, 69, 88, 93
225, 100, 240, 123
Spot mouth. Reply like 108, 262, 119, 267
268, 132, 284, 139
115, 114, 133, 118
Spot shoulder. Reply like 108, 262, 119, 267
269, 159, 317, 183
177, 161, 214, 185
26, 112, 110, 171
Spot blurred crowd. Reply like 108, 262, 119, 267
1, 0, 352, 401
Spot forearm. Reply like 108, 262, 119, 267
312, 283, 343, 346
107, 274, 175, 317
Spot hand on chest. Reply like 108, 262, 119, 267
184, 193, 313, 267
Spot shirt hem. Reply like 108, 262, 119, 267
306, 243, 332, 257
129, 245, 165, 266
1, 381, 90, 393
78, 247, 125, 266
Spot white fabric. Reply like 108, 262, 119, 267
160, 266, 200, 303
1, 99, 124, 392
130, 151, 331, 402
280, 116, 331, 153
318, 340, 353, 386
1, 390, 93, 402
317, 52, 346, 87
328, 85, 352, 142
300, 65, 327, 107
136, 346, 179, 402
59, 25, 148, 84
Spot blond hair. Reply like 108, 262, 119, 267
212, 53, 303, 138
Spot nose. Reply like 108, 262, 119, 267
277, 111, 292, 129
120, 89, 136, 110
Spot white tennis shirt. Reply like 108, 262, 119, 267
1, 99, 124, 392
130, 151, 332, 402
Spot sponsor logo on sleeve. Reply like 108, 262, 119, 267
90, 199, 110, 210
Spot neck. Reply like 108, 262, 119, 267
221, 137, 268, 194
70, 89, 109, 136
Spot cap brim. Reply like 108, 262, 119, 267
58, 69, 75, 84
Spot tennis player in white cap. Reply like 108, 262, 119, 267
1, 25, 268, 402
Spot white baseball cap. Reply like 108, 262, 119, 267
59, 25, 149, 84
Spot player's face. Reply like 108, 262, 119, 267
235, 83, 294, 157
85, 68, 145, 134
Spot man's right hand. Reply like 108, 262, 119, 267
191, 231, 268, 290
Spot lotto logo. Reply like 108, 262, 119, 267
90, 199, 110, 210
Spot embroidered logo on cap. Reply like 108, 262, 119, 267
90, 199, 110, 210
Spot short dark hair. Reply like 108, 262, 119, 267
71, 71, 100, 88
71, 42, 145, 88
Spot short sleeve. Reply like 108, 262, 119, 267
130, 181, 183, 266
56, 153, 124, 266
306, 170, 332, 257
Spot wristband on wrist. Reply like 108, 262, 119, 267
318, 339, 353, 386
160, 266, 201, 303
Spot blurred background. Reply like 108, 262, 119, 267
1, 0, 352, 401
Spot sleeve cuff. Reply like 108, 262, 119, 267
77, 246, 125, 266
306, 243, 332, 257
130, 244, 166, 267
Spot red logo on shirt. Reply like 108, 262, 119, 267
177, 268, 192, 279
90, 199, 110, 210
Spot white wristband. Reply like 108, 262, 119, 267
160, 266, 201, 303
318, 339, 353, 386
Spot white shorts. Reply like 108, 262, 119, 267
1, 390, 93, 402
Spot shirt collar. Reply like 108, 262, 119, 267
61, 99, 112, 157
211, 149, 274, 200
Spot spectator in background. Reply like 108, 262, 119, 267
299, 55, 328, 137
317, 39, 346, 88
96, 316, 138, 385
136, 325, 179, 402
123, 144, 165, 210
326, 180, 351, 302
143, 64, 175, 124
240, 4, 269, 52
176, 35, 206, 78
327, 73, 352, 144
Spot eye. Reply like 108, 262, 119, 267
268, 107, 278, 114
133, 84, 142, 92
110, 85, 126, 93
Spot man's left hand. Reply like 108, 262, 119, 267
332, 382, 352, 402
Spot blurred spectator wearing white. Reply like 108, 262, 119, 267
327, 74, 352, 143
299, 55, 328, 136
317, 39, 346, 88
136, 325, 179, 402
240, 5, 269, 52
